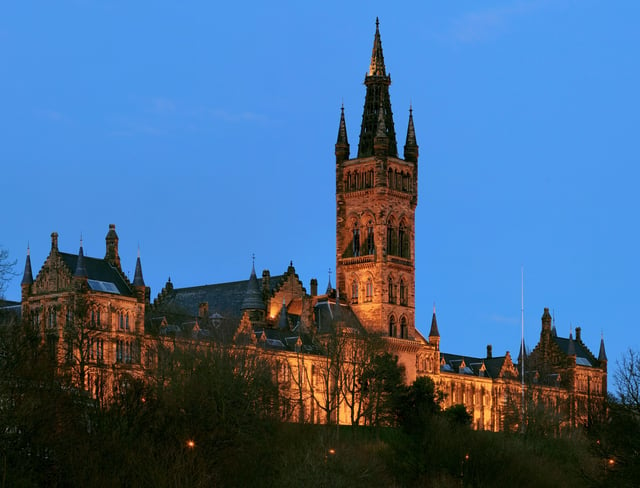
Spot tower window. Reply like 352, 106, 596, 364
389, 316, 397, 337
351, 280, 358, 304
399, 223, 409, 258
400, 279, 407, 306
387, 224, 397, 256
400, 316, 408, 339
366, 221, 374, 254
365, 278, 373, 302
388, 277, 395, 304
352, 224, 360, 257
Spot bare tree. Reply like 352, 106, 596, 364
616, 348, 640, 415
0, 247, 17, 298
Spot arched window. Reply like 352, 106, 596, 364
365, 278, 373, 302
399, 279, 407, 306
387, 222, 396, 256
400, 317, 408, 339
388, 168, 393, 188
352, 223, 360, 257
119, 312, 124, 329
388, 277, 395, 304
351, 280, 359, 304
366, 221, 374, 255
125, 313, 130, 330
389, 316, 397, 337
398, 222, 409, 258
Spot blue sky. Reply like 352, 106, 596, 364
1, 1, 638, 391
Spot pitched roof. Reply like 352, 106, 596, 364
155, 274, 285, 319
553, 335, 598, 367
58, 252, 133, 296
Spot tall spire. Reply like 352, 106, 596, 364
336, 104, 349, 146
326, 268, 333, 294
404, 106, 419, 162
133, 249, 145, 287
21, 245, 33, 286
357, 18, 397, 158
369, 17, 386, 77
74, 239, 88, 278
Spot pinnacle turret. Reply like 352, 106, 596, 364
404, 106, 419, 162
429, 305, 440, 338
598, 335, 607, 362
369, 17, 386, 77
133, 250, 145, 287
21, 246, 33, 286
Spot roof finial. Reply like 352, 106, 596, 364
376, 16, 379, 30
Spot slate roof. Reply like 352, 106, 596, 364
314, 299, 367, 335
440, 352, 513, 380
154, 275, 286, 319
58, 252, 133, 296
552, 335, 598, 367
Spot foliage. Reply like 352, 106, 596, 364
615, 348, 640, 415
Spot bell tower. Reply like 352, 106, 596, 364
336, 19, 419, 339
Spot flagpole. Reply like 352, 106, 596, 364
521, 265, 525, 429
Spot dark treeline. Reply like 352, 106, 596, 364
0, 316, 638, 487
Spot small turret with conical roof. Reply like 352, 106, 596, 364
21, 245, 34, 301
241, 257, 266, 322
74, 239, 88, 279
598, 333, 607, 372
132, 248, 147, 303
429, 304, 440, 349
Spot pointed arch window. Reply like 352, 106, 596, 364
400, 317, 408, 339
365, 278, 373, 302
389, 316, 397, 337
351, 280, 359, 304
366, 221, 374, 255
388, 277, 395, 304
352, 223, 360, 257
398, 223, 409, 258
399, 279, 407, 306
387, 223, 397, 256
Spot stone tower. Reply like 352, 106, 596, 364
336, 19, 419, 338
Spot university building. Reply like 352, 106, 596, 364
16, 20, 607, 430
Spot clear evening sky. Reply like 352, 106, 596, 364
1, 1, 638, 391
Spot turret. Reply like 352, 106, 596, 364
241, 259, 266, 322
428, 304, 440, 349
21, 245, 34, 299
541, 307, 552, 334
74, 240, 88, 279
598, 334, 607, 372
105, 224, 121, 269
132, 249, 146, 302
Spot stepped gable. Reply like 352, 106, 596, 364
58, 252, 134, 296
252, 326, 319, 353
153, 274, 286, 319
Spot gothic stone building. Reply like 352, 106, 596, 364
18, 21, 607, 430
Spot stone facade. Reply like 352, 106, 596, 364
14, 20, 607, 431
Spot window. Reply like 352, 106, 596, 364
96, 310, 101, 327
388, 277, 395, 304
399, 279, 407, 306
125, 314, 130, 330
366, 221, 374, 254
352, 223, 360, 257
66, 309, 73, 327
365, 278, 373, 302
351, 280, 358, 304
389, 316, 396, 337
400, 317, 408, 339
119, 312, 124, 329
398, 223, 407, 258
387, 224, 396, 255
48, 309, 57, 329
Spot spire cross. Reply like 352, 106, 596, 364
251, 253, 255, 266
